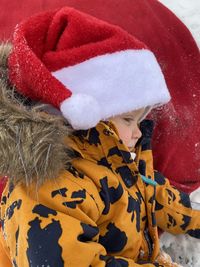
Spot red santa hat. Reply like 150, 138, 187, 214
8, 6, 170, 130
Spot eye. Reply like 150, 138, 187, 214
123, 117, 134, 123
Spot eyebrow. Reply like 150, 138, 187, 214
122, 106, 150, 121
123, 111, 146, 121
123, 114, 134, 118
123, 114, 135, 119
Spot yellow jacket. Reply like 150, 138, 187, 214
0, 121, 200, 267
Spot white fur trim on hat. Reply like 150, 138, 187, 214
60, 94, 101, 130
54, 49, 170, 129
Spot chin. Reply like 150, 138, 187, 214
128, 147, 135, 152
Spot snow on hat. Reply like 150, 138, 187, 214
8, 6, 170, 130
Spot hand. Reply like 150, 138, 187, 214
156, 250, 183, 267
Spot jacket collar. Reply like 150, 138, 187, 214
67, 120, 154, 188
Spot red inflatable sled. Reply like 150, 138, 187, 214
0, 0, 200, 194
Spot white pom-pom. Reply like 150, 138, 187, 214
60, 94, 101, 130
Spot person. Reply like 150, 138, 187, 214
1, 0, 200, 214
0, 7, 199, 267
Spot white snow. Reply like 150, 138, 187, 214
158, 1, 200, 266
159, 0, 200, 47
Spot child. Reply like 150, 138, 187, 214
0, 7, 199, 267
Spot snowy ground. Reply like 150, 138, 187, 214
158, 2, 200, 265
159, 0, 200, 47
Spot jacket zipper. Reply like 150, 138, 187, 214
120, 141, 154, 260
143, 227, 153, 259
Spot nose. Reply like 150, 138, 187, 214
132, 124, 142, 140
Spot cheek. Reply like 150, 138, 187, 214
117, 125, 132, 146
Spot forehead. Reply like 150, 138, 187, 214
122, 108, 146, 118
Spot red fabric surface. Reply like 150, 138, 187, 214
0, 0, 200, 194
0, 178, 7, 196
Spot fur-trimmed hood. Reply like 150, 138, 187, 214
0, 43, 73, 186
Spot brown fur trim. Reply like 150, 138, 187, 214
0, 42, 12, 85
0, 43, 74, 186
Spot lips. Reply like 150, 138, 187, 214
128, 140, 138, 149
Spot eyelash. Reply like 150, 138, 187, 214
123, 118, 141, 126
123, 118, 133, 122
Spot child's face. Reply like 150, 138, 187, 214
110, 108, 146, 150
